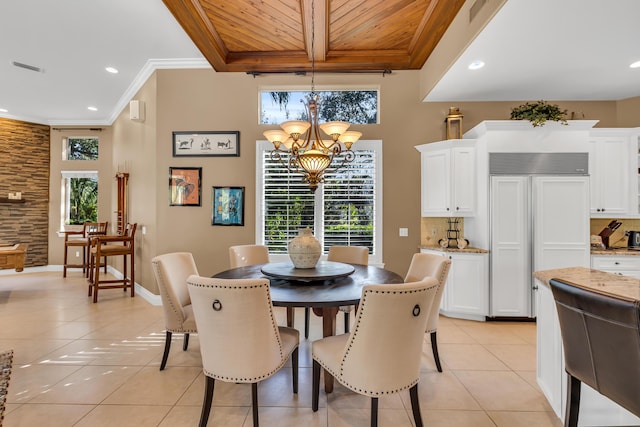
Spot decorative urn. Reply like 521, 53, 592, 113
288, 228, 321, 268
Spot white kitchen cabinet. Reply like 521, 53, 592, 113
591, 254, 640, 278
416, 140, 476, 217
588, 134, 632, 216
420, 248, 488, 321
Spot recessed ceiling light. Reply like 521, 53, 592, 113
105, 66, 119, 74
0, 108, 7, 113
88, 106, 98, 111
630, 60, 640, 69
468, 60, 485, 70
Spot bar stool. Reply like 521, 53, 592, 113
62, 221, 108, 277
88, 223, 137, 303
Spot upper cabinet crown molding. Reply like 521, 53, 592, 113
464, 120, 600, 139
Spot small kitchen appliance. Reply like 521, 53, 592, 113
628, 231, 640, 250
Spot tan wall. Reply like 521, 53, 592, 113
30, 68, 639, 293
616, 96, 640, 127
47, 127, 113, 267
122, 68, 631, 290
110, 73, 158, 293
0, 118, 50, 267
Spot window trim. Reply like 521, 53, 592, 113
255, 139, 383, 266
60, 170, 98, 230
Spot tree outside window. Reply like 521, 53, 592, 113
66, 137, 99, 160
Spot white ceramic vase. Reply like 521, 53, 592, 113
288, 228, 321, 268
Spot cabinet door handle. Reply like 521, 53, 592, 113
446, 207, 450, 211
602, 208, 606, 212
456, 206, 460, 211
596, 208, 601, 212
614, 261, 620, 265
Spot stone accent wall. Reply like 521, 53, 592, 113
0, 118, 50, 267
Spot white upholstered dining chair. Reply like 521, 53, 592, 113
151, 252, 199, 371
405, 252, 451, 372
187, 276, 299, 427
327, 245, 369, 333
228, 244, 269, 268
311, 278, 439, 427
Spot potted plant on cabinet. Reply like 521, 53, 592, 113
510, 100, 568, 127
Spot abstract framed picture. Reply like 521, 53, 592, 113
212, 186, 245, 226
169, 167, 202, 206
172, 131, 240, 157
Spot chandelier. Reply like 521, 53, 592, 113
262, 0, 361, 193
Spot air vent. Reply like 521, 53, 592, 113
469, 0, 487, 22
12, 61, 43, 73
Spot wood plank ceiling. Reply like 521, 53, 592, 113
162, 0, 465, 73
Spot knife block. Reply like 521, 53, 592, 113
598, 229, 614, 248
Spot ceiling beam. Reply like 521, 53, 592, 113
301, 0, 327, 62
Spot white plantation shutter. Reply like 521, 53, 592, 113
257, 140, 382, 264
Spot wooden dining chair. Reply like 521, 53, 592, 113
187, 275, 299, 427
88, 223, 137, 303
312, 278, 439, 427
327, 246, 369, 333
405, 252, 451, 372
151, 252, 199, 371
62, 221, 108, 277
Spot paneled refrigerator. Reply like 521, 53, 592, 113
489, 153, 590, 318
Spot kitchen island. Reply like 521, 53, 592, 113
533, 267, 640, 426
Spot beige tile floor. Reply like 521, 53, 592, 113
0, 272, 561, 427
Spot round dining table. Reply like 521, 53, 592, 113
212, 261, 404, 392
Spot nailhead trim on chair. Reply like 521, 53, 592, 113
315, 286, 431, 397
190, 279, 293, 383
152, 260, 198, 334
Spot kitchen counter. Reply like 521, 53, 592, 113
533, 266, 640, 301
533, 266, 640, 425
419, 245, 488, 254
590, 246, 640, 256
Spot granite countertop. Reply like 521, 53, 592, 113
420, 245, 489, 254
534, 266, 640, 301
591, 247, 640, 256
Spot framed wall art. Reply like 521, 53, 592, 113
169, 167, 202, 206
212, 186, 245, 226
172, 131, 240, 157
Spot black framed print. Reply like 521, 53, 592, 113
212, 186, 245, 226
172, 131, 240, 157
169, 167, 202, 206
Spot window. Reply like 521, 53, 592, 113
61, 171, 98, 226
260, 89, 379, 125
64, 137, 99, 160
256, 140, 382, 265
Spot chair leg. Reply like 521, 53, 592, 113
183, 333, 190, 351
251, 382, 259, 426
286, 307, 294, 327
160, 331, 172, 371
371, 397, 378, 427
305, 307, 310, 339
199, 376, 215, 427
63, 244, 68, 278
565, 374, 581, 427
312, 359, 320, 412
409, 384, 424, 427
291, 347, 299, 394
344, 311, 350, 333
430, 331, 442, 372
93, 253, 100, 303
